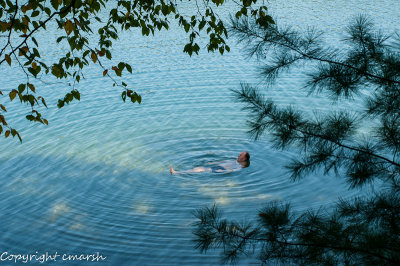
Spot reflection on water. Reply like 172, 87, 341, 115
0, 0, 399, 264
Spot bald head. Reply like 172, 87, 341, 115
237, 151, 250, 163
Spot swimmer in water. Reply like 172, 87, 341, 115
170, 151, 250, 175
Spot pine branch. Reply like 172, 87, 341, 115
230, 17, 400, 86
294, 127, 400, 168
194, 202, 400, 265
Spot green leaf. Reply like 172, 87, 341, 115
16, 130, 22, 142
183, 43, 193, 56
57, 99, 64, 108
130, 94, 136, 103
73, 90, 80, 101
184, 23, 190, 33
161, 4, 169, 15
44, 7, 51, 16
64, 20, 74, 35
31, 10, 40, 17
41, 98, 47, 108
50, 0, 60, 10
9, 90, 17, 101
27, 83, 35, 93
56, 36, 65, 43
118, 62, 125, 71
66, 93, 73, 102
0, 114, 6, 125
91, 52, 97, 63
5, 54, 11, 66
32, 37, 38, 47
126, 64, 132, 73
256, 15, 275, 28
105, 50, 112, 60
199, 20, 206, 30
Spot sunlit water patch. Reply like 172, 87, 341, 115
0, 0, 399, 265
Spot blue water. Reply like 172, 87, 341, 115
0, 1, 399, 265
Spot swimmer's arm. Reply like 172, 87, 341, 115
171, 166, 212, 174
205, 161, 225, 165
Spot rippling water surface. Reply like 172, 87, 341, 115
1, 1, 399, 265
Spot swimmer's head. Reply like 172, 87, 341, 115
237, 151, 250, 166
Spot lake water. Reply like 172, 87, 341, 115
0, 1, 399, 265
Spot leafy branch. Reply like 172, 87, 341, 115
0, 0, 272, 142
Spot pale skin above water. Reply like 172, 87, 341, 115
170, 151, 250, 174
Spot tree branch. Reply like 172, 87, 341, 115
202, 218, 398, 264
232, 22, 400, 86
294, 127, 400, 168
0, 0, 18, 58
0, 1, 76, 66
